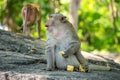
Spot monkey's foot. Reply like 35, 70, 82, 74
46, 67, 55, 71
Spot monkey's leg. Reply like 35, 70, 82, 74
23, 7, 28, 36
23, 20, 27, 35
37, 19, 41, 39
75, 51, 89, 72
63, 41, 89, 71
88, 64, 110, 71
26, 27, 30, 37
63, 41, 80, 58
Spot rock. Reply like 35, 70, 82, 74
0, 29, 120, 80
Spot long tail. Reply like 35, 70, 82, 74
88, 64, 110, 71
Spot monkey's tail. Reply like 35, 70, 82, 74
88, 64, 110, 71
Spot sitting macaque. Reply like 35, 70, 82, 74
21, 3, 41, 38
45, 13, 110, 72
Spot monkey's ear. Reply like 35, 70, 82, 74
60, 16, 66, 23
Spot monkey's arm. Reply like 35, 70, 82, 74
45, 42, 55, 70
62, 41, 80, 58
60, 41, 89, 72
45, 34, 56, 70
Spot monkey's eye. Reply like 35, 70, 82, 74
60, 16, 67, 23
61, 17, 64, 21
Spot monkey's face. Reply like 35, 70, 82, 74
45, 14, 67, 28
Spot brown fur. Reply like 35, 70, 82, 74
21, 3, 41, 38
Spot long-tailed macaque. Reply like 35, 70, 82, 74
21, 3, 41, 38
45, 13, 110, 72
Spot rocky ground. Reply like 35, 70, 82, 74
0, 29, 120, 80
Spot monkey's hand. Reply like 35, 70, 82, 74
58, 51, 68, 58
79, 64, 89, 72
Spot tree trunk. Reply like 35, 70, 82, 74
54, 0, 61, 13
109, 0, 118, 44
50, 0, 61, 13
3, 0, 19, 32
69, 0, 80, 31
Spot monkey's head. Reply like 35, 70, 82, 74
45, 13, 67, 28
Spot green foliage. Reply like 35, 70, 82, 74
78, 0, 120, 53
0, 0, 51, 38
0, 0, 120, 53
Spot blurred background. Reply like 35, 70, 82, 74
0, 0, 120, 54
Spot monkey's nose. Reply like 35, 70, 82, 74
45, 23, 49, 27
